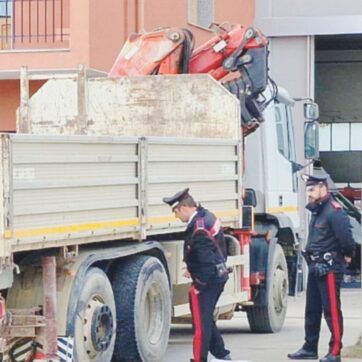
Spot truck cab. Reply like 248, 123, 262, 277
245, 87, 299, 227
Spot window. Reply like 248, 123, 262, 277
0, 0, 12, 17
0, 0, 12, 50
350, 123, 362, 150
319, 123, 331, 151
188, 0, 215, 29
275, 103, 297, 190
319, 122, 362, 151
275, 104, 295, 161
332, 123, 349, 151
0, 0, 69, 51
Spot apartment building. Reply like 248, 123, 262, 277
0, 0, 254, 131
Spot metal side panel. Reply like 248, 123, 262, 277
7, 134, 141, 250
145, 137, 242, 235
4, 135, 242, 253
19, 74, 240, 140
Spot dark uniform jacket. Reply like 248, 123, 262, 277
184, 206, 228, 290
306, 193, 355, 270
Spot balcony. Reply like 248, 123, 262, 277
0, 0, 69, 51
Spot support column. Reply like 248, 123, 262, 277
42, 256, 58, 360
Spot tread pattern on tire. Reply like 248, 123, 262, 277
112, 256, 148, 362
112, 255, 170, 362
247, 305, 272, 333
247, 244, 288, 333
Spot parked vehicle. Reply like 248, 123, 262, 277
0, 24, 319, 362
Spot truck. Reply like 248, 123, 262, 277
0, 25, 319, 362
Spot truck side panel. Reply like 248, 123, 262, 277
1, 135, 242, 257
20, 74, 240, 140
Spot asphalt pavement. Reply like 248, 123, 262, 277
164, 288, 361, 362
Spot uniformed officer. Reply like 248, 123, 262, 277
288, 170, 355, 362
163, 188, 232, 362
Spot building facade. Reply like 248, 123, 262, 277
0, 0, 254, 131
255, 0, 362, 195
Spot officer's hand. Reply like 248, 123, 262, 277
182, 267, 191, 278
344, 256, 352, 264
192, 287, 200, 295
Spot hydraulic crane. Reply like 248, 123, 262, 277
109, 24, 277, 136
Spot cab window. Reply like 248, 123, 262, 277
275, 103, 297, 191
275, 103, 296, 162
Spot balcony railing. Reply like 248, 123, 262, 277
0, 0, 69, 51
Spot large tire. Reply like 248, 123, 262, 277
247, 243, 288, 333
73, 267, 116, 362
112, 256, 171, 362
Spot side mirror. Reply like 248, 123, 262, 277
304, 102, 319, 120
304, 121, 319, 159
244, 188, 257, 207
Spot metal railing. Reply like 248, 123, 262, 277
0, 0, 69, 50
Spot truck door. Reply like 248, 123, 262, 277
263, 102, 299, 227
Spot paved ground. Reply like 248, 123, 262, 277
164, 288, 361, 362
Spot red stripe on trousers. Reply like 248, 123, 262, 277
190, 286, 203, 362
327, 272, 341, 355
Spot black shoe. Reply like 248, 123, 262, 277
288, 348, 318, 360
319, 354, 341, 362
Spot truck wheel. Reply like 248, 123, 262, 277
247, 243, 288, 333
73, 267, 116, 362
112, 255, 171, 362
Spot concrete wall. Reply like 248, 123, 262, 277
268, 36, 314, 242
269, 37, 314, 162
89, 0, 124, 71
258, 0, 362, 17
143, 0, 254, 46
255, 0, 362, 36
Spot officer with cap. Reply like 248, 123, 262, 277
288, 169, 355, 362
163, 189, 232, 362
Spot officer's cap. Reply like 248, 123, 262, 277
302, 169, 329, 187
162, 188, 190, 209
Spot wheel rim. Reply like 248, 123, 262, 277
83, 298, 114, 357
273, 265, 288, 314
143, 281, 165, 345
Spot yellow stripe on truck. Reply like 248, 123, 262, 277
266, 206, 298, 213
147, 209, 239, 224
4, 218, 140, 239
4, 209, 240, 239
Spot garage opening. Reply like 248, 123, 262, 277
315, 34, 361, 286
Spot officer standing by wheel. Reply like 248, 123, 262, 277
288, 170, 356, 362
163, 188, 233, 362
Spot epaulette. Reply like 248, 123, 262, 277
331, 200, 342, 209
195, 218, 221, 237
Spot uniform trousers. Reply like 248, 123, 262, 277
189, 282, 230, 362
303, 270, 343, 356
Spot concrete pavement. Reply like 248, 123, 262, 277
164, 288, 361, 362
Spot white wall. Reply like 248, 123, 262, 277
255, 0, 362, 36
268, 36, 314, 163
267, 36, 314, 242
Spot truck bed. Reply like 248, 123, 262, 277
0, 74, 242, 257
0, 134, 241, 256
